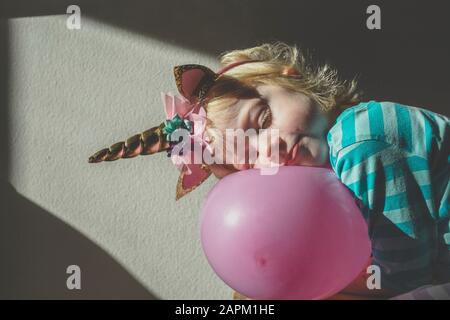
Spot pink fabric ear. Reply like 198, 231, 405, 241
181, 68, 208, 100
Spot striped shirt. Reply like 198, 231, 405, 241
327, 101, 449, 293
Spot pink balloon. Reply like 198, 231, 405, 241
200, 166, 371, 300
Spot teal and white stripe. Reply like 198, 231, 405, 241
327, 101, 449, 293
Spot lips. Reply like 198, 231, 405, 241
285, 143, 300, 166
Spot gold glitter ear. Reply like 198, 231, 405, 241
175, 164, 212, 200
173, 64, 217, 104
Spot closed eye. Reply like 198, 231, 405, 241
259, 106, 272, 129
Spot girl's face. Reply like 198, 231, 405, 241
208, 84, 331, 177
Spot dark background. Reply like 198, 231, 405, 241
0, 0, 449, 299
2, 0, 450, 111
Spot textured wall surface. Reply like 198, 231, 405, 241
5, 15, 228, 299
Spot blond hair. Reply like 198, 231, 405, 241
204, 42, 361, 133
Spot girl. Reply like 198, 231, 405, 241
89, 42, 449, 299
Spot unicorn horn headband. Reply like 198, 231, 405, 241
88, 59, 260, 200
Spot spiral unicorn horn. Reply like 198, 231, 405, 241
88, 123, 169, 163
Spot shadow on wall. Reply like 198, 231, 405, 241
0, 182, 157, 299
2, 0, 450, 114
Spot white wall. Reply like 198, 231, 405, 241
7, 15, 229, 299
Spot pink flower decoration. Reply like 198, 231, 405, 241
160, 92, 211, 175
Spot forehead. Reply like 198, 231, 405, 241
232, 84, 312, 109
232, 84, 289, 104
255, 84, 286, 96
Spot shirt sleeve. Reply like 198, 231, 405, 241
331, 139, 434, 239
327, 101, 450, 291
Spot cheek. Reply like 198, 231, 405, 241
299, 137, 329, 165
274, 108, 314, 132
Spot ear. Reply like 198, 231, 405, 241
173, 64, 217, 104
175, 164, 212, 200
